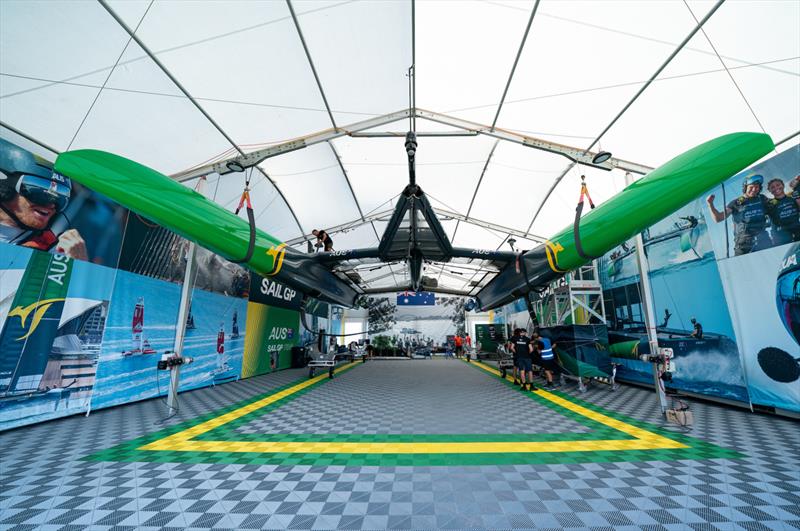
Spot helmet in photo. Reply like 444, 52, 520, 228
776, 242, 800, 347
0, 138, 71, 212
743, 174, 764, 188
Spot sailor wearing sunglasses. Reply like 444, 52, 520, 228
0, 139, 87, 260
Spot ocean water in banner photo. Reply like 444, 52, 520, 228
178, 287, 247, 391
91, 271, 182, 410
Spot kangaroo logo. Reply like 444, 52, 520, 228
265, 243, 287, 276
8, 298, 65, 341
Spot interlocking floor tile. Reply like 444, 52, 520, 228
1, 359, 797, 530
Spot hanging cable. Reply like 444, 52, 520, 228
574, 175, 597, 260
230, 167, 256, 264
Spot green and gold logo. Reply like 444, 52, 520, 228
8, 298, 66, 340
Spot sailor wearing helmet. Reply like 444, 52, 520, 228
707, 174, 772, 256
0, 138, 87, 259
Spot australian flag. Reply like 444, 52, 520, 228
397, 291, 436, 306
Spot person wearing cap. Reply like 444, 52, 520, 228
0, 139, 87, 260
690, 318, 703, 340
766, 178, 800, 246
707, 174, 772, 256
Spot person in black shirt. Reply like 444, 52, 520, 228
312, 229, 334, 252
766, 178, 800, 246
510, 329, 536, 391
690, 317, 703, 340
707, 174, 772, 255
508, 328, 523, 386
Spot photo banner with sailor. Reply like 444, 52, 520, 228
595, 186, 749, 404
0, 138, 128, 267
596, 144, 800, 413
709, 144, 800, 412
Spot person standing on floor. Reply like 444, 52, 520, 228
511, 328, 536, 391
533, 331, 558, 389
454, 334, 463, 358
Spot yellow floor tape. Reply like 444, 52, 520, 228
140, 360, 686, 454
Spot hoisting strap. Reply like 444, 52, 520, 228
574, 175, 598, 261
231, 174, 256, 264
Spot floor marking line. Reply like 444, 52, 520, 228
138, 358, 689, 455
138, 361, 360, 450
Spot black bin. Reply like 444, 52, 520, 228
291, 346, 308, 368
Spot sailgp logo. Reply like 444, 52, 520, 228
7, 298, 65, 341
265, 244, 286, 276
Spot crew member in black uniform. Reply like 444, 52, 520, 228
766, 178, 800, 246
510, 328, 536, 391
312, 229, 334, 252
707, 174, 771, 255
690, 317, 703, 340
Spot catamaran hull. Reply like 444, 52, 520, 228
54, 151, 358, 307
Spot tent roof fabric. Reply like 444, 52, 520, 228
2, 0, 798, 295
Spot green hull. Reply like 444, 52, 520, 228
54, 150, 357, 306
607, 340, 641, 360
476, 132, 774, 310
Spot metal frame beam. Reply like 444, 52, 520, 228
361, 285, 474, 297
524, 0, 724, 235
491, 0, 540, 131
349, 131, 478, 138
433, 207, 547, 244
449, 139, 499, 245
171, 110, 412, 182
416, 109, 654, 175
287, 0, 337, 129
171, 108, 652, 182
0, 121, 61, 155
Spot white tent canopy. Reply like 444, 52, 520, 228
2, 0, 798, 295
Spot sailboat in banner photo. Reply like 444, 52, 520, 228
231, 309, 240, 339
213, 321, 238, 384
121, 297, 156, 356
186, 305, 196, 330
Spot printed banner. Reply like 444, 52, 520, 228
249, 273, 303, 311
117, 214, 251, 298
705, 146, 799, 259
718, 244, 800, 412
599, 190, 750, 403
89, 270, 249, 410
178, 288, 248, 391
242, 302, 299, 378
0, 138, 128, 267
89, 270, 182, 410
366, 295, 465, 347
1, 244, 113, 430
396, 291, 436, 306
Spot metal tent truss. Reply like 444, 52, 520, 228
3, 0, 796, 299
172, 109, 653, 182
